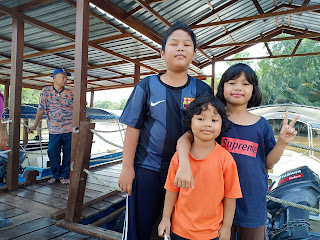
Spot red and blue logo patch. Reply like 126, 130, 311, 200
182, 97, 195, 110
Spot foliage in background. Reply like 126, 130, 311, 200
257, 36, 320, 106
94, 98, 127, 110
0, 85, 41, 105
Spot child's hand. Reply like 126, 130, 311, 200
174, 160, 194, 189
118, 166, 135, 196
158, 217, 171, 238
278, 112, 299, 145
218, 224, 231, 240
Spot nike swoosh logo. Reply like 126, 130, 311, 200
150, 100, 165, 107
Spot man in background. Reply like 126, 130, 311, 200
29, 68, 73, 184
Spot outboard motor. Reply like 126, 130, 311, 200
267, 166, 320, 240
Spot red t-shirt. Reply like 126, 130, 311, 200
165, 143, 242, 239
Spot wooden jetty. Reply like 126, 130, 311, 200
0, 159, 124, 240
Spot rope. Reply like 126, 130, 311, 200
266, 195, 320, 214
288, 142, 320, 152
90, 155, 122, 162
90, 129, 123, 149
93, 128, 126, 133
1, 120, 12, 124
0, 149, 11, 154
20, 121, 48, 130
83, 168, 123, 192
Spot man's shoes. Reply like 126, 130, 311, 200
59, 177, 69, 185
48, 177, 57, 184
0, 218, 12, 228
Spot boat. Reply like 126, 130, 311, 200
0, 104, 125, 184
249, 103, 320, 239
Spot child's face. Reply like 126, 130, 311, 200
160, 29, 196, 72
191, 104, 222, 143
223, 72, 253, 107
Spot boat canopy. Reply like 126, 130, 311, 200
3, 104, 120, 120
248, 103, 320, 130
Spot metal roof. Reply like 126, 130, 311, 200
0, 0, 320, 91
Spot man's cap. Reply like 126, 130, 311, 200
52, 68, 71, 78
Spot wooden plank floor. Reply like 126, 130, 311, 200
0, 162, 125, 239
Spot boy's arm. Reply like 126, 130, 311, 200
118, 126, 140, 196
158, 190, 179, 238
218, 197, 236, 240
175, 132, 194, 189
266, 112, 299, 169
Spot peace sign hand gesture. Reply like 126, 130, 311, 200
278, 111, 300, 145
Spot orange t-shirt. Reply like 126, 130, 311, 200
165, 143, 242, 240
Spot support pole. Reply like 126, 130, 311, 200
4, 82, 9, 109
73, 0, 90, 126
90, 88, 94, 107
70, 0, 90, 182
65, 121, 95, 222
211, 59, 215, 93
7, 16, 24, 191
134, 63, 140, 86
67, 0, 90, 222
23, 119, 28, 146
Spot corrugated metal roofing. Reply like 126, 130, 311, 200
0, 0, 320, 91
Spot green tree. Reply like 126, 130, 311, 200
257, 36, 320, 106
225, 52, 255, 67
94, 99, 128, 110
0, 85, 41, 105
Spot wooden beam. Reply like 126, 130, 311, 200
73, 0, 90, 127
134, 0, 171, 27
4, 82, 9, 108
292, 39, 302, 55
204, 31, 320, 48
215, 13, 234, 43
134, 63, 140, 86
0, 0, 55, 19
264, 42, 273, 56
252, 0, 264, 14
90, 0, 162, 44
66, 121, 95, 223
219, 51, 320, 61
200, 21, 254, 48
190, 4, 320, 29
191, 0, 240, 25
0, 4, 75, 40
7, 16, 24, 191
88, 83, 135, 91
90, 88, 94, 107
211, 60, 215, 93
123, 6, 143, 19
283, 3, 320, 14
302, 0, 310, 7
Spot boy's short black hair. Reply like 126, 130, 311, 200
183, 95, 229, 133
216, 63, 262, 108
162, 21, 197, 52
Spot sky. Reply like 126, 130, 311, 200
88, 43, 267, 103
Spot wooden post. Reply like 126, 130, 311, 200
211, 59, 215, 93
7, 16, 24, 191
134, 63, 140, 86
4, 82, 9, 109
65, 121, 95, 222
23, 119, 28, 146
73, 0, 89, 127
70, 0, 90, 181
90, 88, 94, 107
